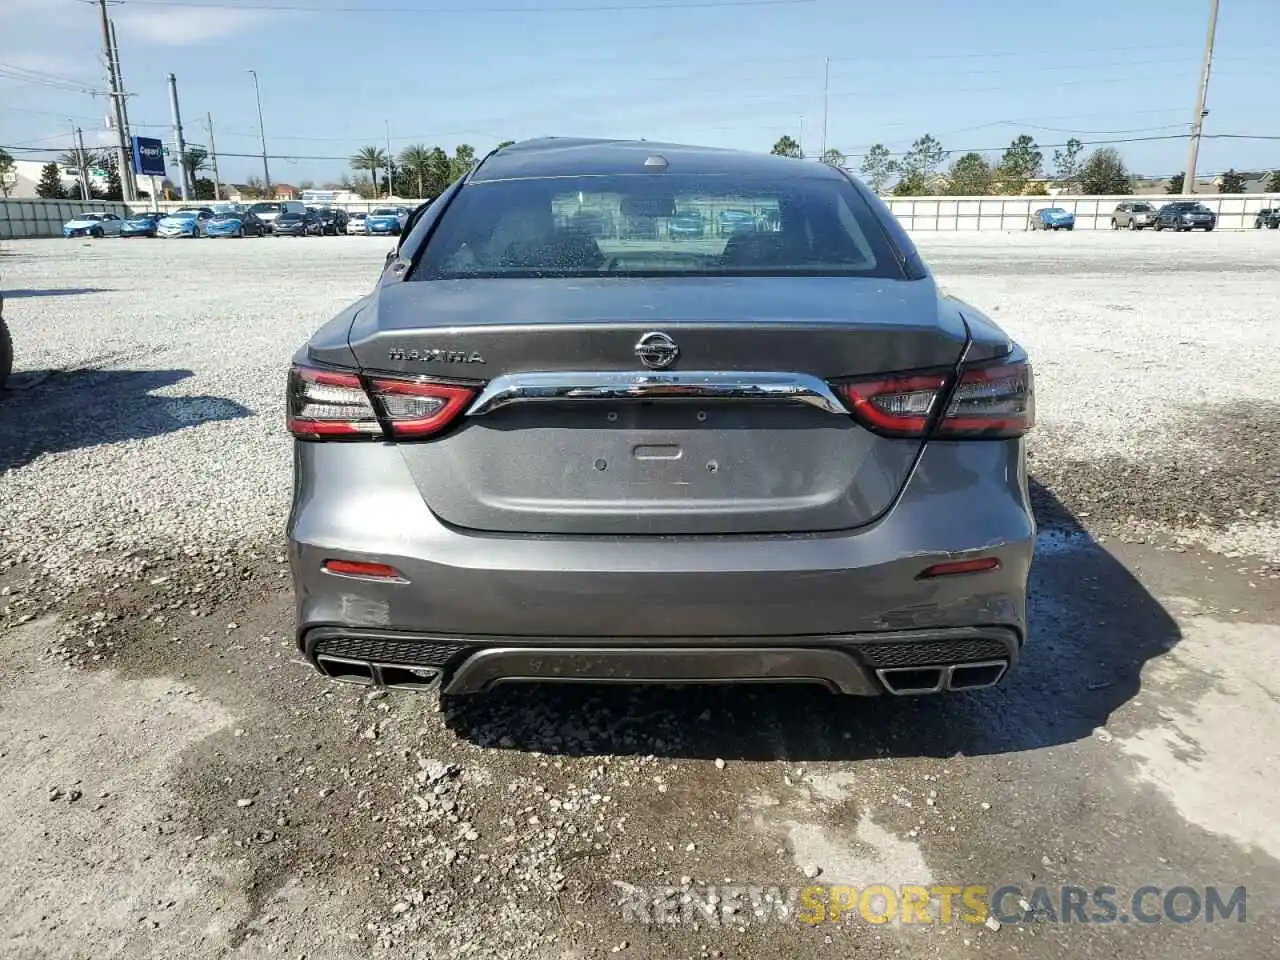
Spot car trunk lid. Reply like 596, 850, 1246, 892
342, 277, 966, 536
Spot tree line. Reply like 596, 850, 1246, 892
343, 141, 510, 200
770, 134, 1280, 197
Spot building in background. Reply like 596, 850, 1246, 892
5, 160, 109, 199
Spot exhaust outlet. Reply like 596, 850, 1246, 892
373, 663, 442, 692
876, 659, 1010, 695
316, 655, 375, 685
946, 661, 1007, 691
877, 666, 946, 695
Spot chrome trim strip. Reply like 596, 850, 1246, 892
465, 371, 849, 417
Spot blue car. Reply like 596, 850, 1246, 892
365, 207, 405, 236
1031, 207, 1075, 231
157, 207, 215, 238
119, 212, 163, 238
204, 210, 268, 238
718, 209, 757, 236
668, 211, 704, 238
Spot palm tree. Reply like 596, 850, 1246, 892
770, 135, 802, 159
398, 144, 432, 199
350, 146, 387, 198
181, 146, 209, 180
58, 147, 105, 176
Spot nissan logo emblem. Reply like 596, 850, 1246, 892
635, 331, 679, 369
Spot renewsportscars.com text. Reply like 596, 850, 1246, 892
616, 883, 1247, 926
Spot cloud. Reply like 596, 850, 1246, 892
114, 7, 280, 45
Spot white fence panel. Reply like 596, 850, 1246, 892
886, 193, 1279, 231
4, 192, 1279, 239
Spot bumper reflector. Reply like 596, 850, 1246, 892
322, 559, 406, 581
916, 557, 1001, 579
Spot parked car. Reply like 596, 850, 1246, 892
1030, 207, 1075, 231
119, 212, 164, 238
62, 212, 123, 238
204, 209, 268, 238
286, 137, 1035, 700
567, 209, 613, 239
311, 207, 348, 235
246, 200, 305, 232
1111, 201, 1158, 230
718, 208, 757, 236
346, 212, 370, 235
156, 207, 215, 238
1253, 207, 1280, 229
273, 211, 324, 237
382, 201, 436, 273
0, 289, 10, 390
668, 210, 704, 238
1154, 201, 1216, 232
365, 207, 404, 236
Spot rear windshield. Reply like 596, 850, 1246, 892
412, 173, 905, 280
372, 208, 398, 216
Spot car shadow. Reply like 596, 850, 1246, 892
439, 478, 1181, 760
0, 368, 252, 473
3, 288, 111, 299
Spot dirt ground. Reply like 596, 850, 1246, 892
1, 234, 1278, 959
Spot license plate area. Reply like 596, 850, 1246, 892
402, 401, 922, 534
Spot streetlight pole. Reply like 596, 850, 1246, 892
248, 70, 271, 196
385, 119, 393, 199
207, 113, 222, 202
1182, 0, 1220, 195
167, 72, 190, 201
821, 57, 830, 161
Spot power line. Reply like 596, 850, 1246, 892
0, 63, 109, 96
8, 132, 1277, 166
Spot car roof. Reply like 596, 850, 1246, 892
471, 137, 847, 183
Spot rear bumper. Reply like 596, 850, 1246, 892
289, 438, 1035, 693
305, 625, 1020, 696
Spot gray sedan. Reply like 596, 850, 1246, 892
285, 138, 1036, 700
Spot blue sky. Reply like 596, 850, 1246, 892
3, 0, 1278, 186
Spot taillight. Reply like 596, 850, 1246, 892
367, 378, 474, 438
287, 366, 380, 438
837, 356, 1033, 439
934, 360, 1034, 438
287, 364, 475, 440
837, 372, 948, 436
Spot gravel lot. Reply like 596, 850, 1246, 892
1, 232, 1277, 959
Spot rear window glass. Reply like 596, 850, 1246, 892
411, 173, 904, 280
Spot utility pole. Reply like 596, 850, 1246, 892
207, 113, 222, 201
167, 72, 190, 201
248, 70, 271, 195
821, 57, 830, 160
97, 0, 133, 201
107, 16, 136, 202
1182, 0, 1220, 195
73, 125, 92, 201
385, 119, 394, 198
